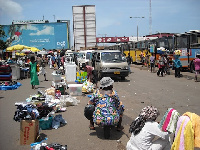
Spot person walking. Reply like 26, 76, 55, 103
126, 53, 132, 73
194, 54, 200, 82
38, 55, 48, 81
150, 54, 155, 73
157, 54, 165, 77
173, 54, 182, 78
29, 56, 39, 89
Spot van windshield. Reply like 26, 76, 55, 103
101, 52, 126, 62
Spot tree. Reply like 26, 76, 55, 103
0, 25, 7, 50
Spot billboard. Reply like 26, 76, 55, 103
73, 5, 96, 51
1, 22, 70, 50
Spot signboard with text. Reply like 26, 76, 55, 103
1, 22, 70, 50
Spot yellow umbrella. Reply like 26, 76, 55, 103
6, 44, 30, 52
6, 46, 14, 52
29, 47, 40, 52
16, 52, 26, 56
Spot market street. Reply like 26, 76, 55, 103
0, 65, 200, 150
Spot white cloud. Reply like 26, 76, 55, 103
0, 0, 23, 19
30, 26, 54, 36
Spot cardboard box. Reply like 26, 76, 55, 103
20, 120, 39, 145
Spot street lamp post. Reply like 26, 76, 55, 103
130, 17, 145, 41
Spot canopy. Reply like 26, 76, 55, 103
16, 52, 26, 56
28, 47, 40, 52
6, 44, 30, 52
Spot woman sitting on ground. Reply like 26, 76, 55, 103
88, 77, 125, 131
126, 106, 171, 150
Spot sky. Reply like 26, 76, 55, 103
0, 0, 200, 39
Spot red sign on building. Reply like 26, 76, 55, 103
96, 37, 129, 43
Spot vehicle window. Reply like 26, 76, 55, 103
97, 53, 100, 60
86, 52, 91, 59
101, 52, 125, 62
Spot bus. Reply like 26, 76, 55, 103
174, 30, 200, 72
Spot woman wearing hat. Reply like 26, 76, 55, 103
88, 77, 125, 131
126, 106, 170, 150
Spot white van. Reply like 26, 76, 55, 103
91, 50, 129, 80
77, 50, 94, 69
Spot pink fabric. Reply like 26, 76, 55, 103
162, 109, 174, 131
179, 116, 190, 150
194, 58, 200, 71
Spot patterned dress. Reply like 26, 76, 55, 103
90, 89, 124, 126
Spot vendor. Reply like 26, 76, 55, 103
82, 63, 94, 82
126, 106, 170, 150
88, 77, 125, 131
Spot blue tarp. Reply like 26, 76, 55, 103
0, 82, 22, 90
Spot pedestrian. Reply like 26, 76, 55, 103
150, 54, 155, 73
57, 52, 61, 69
88, 77, 125, 131
194, 54, 200, 82
51, 54, 56, 69
173, 54, 182, 78
163, 54, 169, 75
126, 106, 171, 150
38, 55, 48, 81
157, 54, 165, 77
126, 53, 132, 73
29, 56, 39, 89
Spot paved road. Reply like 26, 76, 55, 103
0, 65, 199, 150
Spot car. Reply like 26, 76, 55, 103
91, 50, 129, 80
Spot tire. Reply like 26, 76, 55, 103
104, 126, 110, 139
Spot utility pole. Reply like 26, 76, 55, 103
149, 0, 152, 35
130, 16, 145, 41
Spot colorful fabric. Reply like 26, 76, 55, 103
179, 116, 190, 150
159, 108, 179, 133
173, 59, 182, 68
139, 106, 159, 121
30, 62, 39, 86
162, 108, 174, 131
167, 110, 180, 133
171, 116, 194, 150
183, 112, 200, 148
129, 106, 159, 135
159, 108, 171, 129
90, 89, 124, 126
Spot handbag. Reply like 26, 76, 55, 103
84, 104, 95, 120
